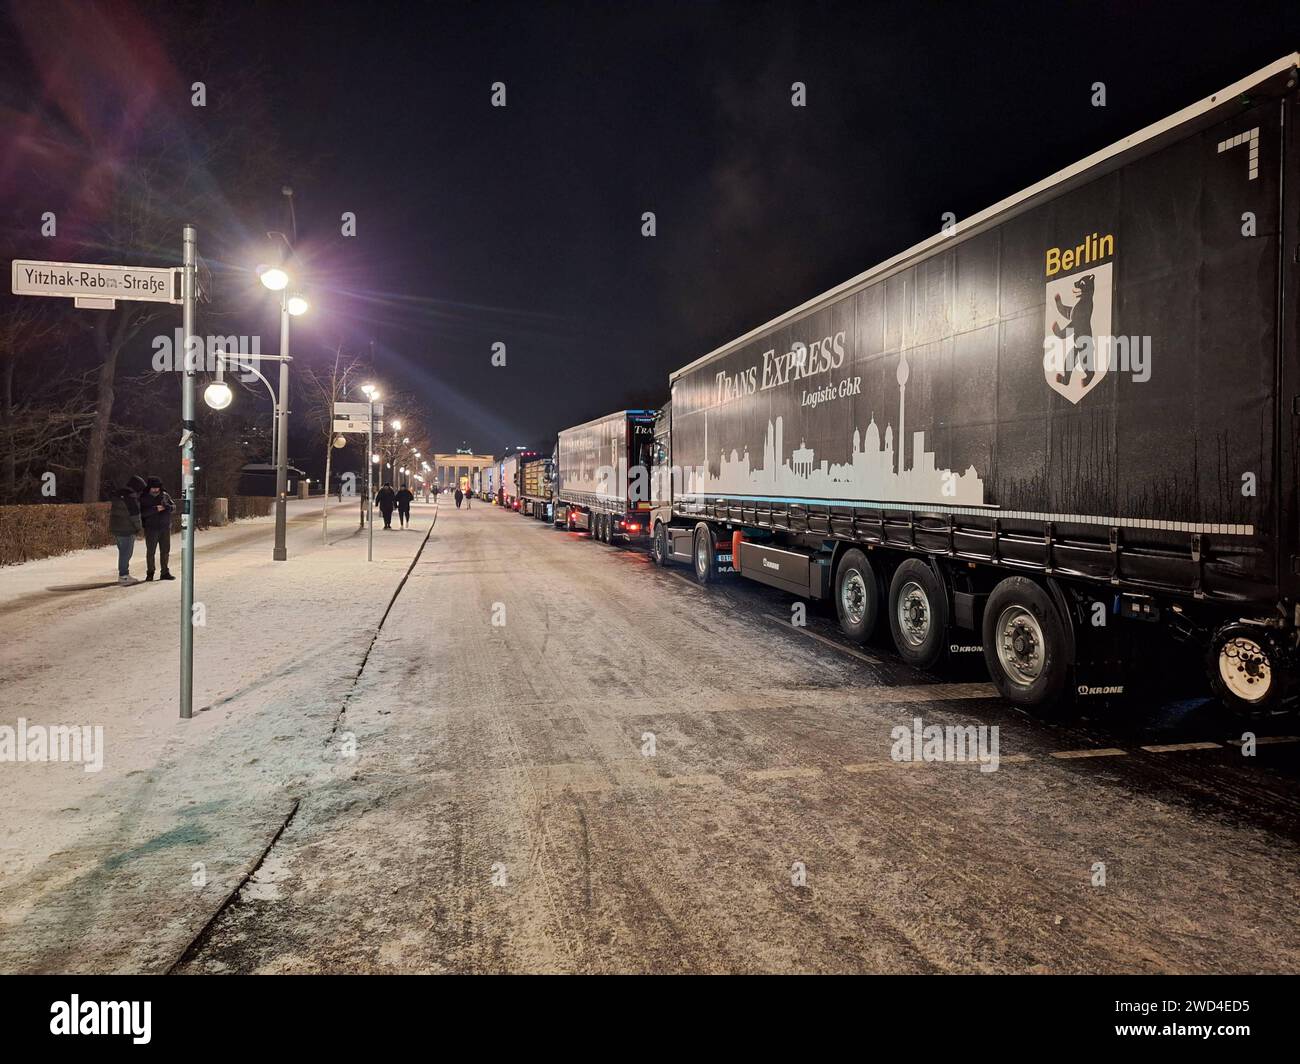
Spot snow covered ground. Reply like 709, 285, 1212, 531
0, 496, 437, 973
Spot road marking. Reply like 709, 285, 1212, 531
842, 752, 1033, 774
1226, 735, 1300, 746
744, 766, 824, 782
1050, 747, 1128, 759
772, 616, 889, 664
1140, 741, 1222, 753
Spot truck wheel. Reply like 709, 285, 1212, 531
599, 514, 610, 543
982, 577, 1068, 706
888, 559, 947, 669
693, 524, 716, 585
835, 549, 880, 643
653, 522, 670, 567
1207, 624, 1281, 714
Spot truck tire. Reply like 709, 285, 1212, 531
888, 559, 947, 670
653, 522, 670, 567
693, 524, 716, 585
982, 577, 1068, 706
1207, 623, 1282, 715
835, 549, 880, 643
599, 514, 610, 543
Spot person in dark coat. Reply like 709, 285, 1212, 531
454, 487, 463, 509
375, 483, 396, 529
109, 475, 146, 585
394, 485, 414, 528
140, 475, 176, 580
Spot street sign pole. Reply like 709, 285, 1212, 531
367, 397, 375, 562
179, 225, 198, 720
11, 248, 197, 719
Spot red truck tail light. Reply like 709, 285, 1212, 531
625, 522, 641, 533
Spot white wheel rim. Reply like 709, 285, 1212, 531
1218, 636, 1272, 703
696, 536, 709, 575
995, 605, 1045, 687
896, 580, 930, 647
841, 570, 868, 626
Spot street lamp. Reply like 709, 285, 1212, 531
255, 257, 309, 562
258, 266, 289, 291
203, 380, 232, 410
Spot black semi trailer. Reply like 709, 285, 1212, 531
649, 55, 1300, 713
555, 409, 657, 543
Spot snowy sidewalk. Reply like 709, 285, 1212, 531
0, 497, 438, 973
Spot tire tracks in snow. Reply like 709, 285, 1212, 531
167, 506, 437, 973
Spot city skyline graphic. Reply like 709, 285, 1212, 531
684, 352, 986, 506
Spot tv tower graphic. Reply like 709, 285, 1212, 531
896, 351, 909, 475
692, 351, 985, 506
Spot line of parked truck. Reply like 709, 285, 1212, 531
486, 56, 1300, 715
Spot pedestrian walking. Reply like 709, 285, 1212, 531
140, 475, 176, 581
395, 485, 413, 528
463, 488, 471, 510
376, 483, 396, 529
109, 475, 146, 585
454, 487, 463, 509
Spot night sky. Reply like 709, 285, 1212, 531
8, 0, 1299, 456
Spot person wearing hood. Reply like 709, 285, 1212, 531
375, 483, 396, 529
140, 475, 176, 581
394, 484, 414, 528
109, 475, 146, 585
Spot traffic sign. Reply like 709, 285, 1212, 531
333, 418, 384, 434
11, 259, 182, 307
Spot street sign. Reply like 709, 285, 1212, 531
333, 418, 384, 434
11, 259, 182, 307
335, 400, 383, 418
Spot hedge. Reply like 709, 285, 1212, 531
0, 496, 275, 567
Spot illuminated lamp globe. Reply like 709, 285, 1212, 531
258, 266, 290, 292
204, 381, 233, 410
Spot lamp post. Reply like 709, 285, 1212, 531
361, 383, 379, 562
205, 347, 294, 565
257, 263, 307, 561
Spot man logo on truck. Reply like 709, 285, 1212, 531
1043, 233, 1114, 405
